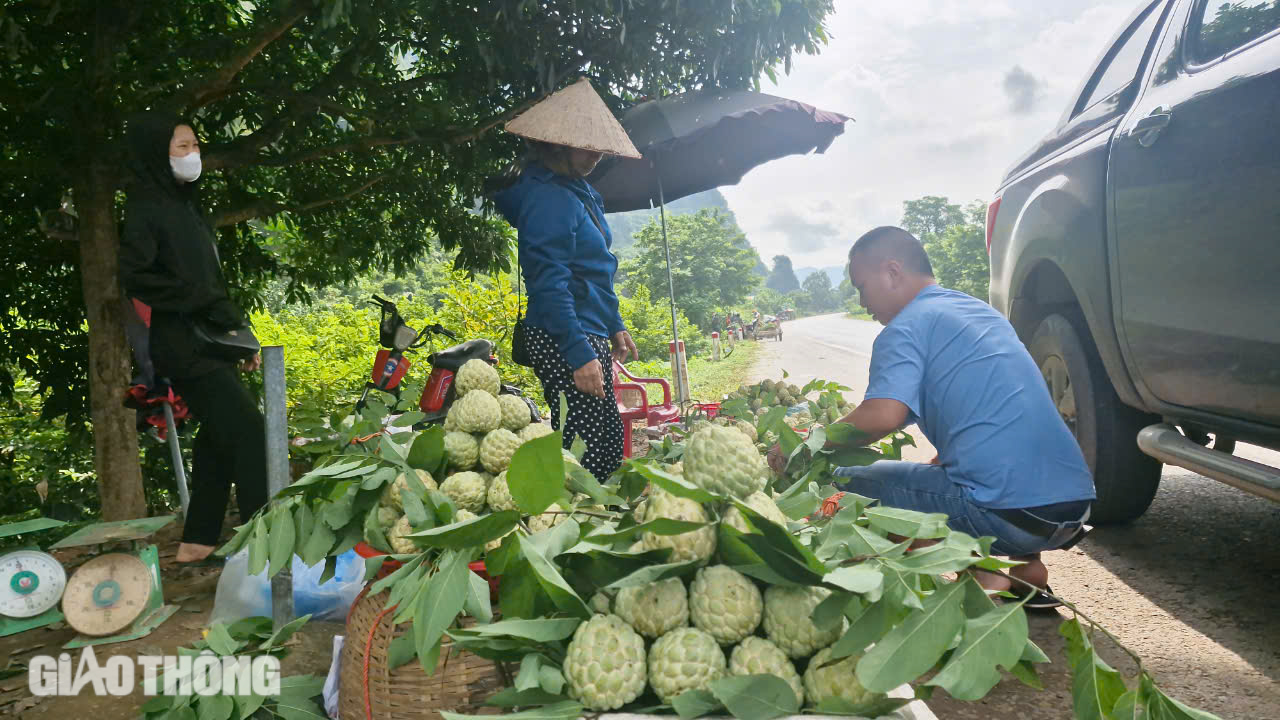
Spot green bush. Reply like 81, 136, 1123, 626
618, 284, 706, 361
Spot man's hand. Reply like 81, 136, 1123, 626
239, 353, 261, 373
611, 330, 639, 364
574, 359, 607, 399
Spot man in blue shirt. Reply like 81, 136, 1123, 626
829, 226, 1094, 607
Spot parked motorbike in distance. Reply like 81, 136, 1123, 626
358, 295, 539, 427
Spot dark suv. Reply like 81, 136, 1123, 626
987, 0, 1280, 523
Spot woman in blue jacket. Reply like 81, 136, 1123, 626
495, 79, 642, 481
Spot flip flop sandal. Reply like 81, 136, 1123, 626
1018, 585, 1064, 611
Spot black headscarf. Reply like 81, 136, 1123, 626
124, 111, 199, 202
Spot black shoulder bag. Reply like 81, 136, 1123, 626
510, 180, 608, 368
192, 235, 260, 363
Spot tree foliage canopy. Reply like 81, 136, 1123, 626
620, 209, 761, 330
766, 254, 800, 293
901, 196, 990, 302
0, 0, 834, 418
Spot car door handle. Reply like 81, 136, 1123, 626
1133, 106, 1172, 147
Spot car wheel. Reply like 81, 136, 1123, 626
1028, 313, 1162, 524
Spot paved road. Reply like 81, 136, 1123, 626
750, 313, 1280, 720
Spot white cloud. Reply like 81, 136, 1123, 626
720, 0, 1138, 267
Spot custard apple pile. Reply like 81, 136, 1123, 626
519, 422, 554, 443
452, 390, 501, 433
444, 431, 480, 470
688, 565, 762, 644
639, 489, 716, 564
647, 628, 726, 702
803, 647, 877, 707
614, 577, 689, 639
440, 471, 487, 512
498, 393, 532, 432
763, 585, 844, 658
454, 358, 501, 398
386, 515, 417, 554
563, 614, 647, 710
683, 425, 768, 499
479, 428, 521, 473
729, 637, 804, 706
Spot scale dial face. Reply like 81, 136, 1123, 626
0, 550, 67, 618
62, 553, 151, 636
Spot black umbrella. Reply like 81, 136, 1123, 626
588, 89, 851, 372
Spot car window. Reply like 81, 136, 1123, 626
1077, 4, 1162, 113
1192, 0, 1280, 63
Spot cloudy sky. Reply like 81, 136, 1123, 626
718, 0, 1140, 270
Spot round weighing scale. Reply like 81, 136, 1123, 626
0, 550, 67, 619
61, 553, 152, 637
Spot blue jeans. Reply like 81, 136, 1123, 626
833, 461, 1069, 556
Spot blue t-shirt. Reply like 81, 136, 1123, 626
864, 285, 1095, 509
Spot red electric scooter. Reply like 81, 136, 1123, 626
356, 295, 539, 426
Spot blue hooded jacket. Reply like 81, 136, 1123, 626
495, 163, 626, 370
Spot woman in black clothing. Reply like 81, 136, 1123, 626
119, 112, 267, 564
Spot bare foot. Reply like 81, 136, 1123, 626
1007, 554, 1049, 590
176, 543, 216, 563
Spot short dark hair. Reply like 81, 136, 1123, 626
848, 226, 934, 276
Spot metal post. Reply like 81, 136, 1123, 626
657, 173, 680, 347
262, 345, 294, 628
162, 403, 190, 520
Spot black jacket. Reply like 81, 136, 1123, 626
119, 112, 244, 378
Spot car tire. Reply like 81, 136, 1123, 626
1028, 313, 1162, 524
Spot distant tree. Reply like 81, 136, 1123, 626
901, 196, 990, 302
767, 255, 801, 293
621, 209, 760, 330
801, 270, 839, 313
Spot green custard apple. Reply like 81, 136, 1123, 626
439, 471, 487, 512
688, 565, 762, 644
648, 627, 726, 702
614, 577, 689, 639
563, 614, 648, 711
454, 358, 501, 398
729, 637, 804, 706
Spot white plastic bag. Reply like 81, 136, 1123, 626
210, 549, 364, 626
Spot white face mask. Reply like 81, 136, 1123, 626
170, 152, 202, 183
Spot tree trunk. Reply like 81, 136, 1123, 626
76, 165, 146, 521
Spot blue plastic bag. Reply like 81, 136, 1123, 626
210, 549, 364, 625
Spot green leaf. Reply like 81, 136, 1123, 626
1021, 638, 1051, 664
388, 632, 418, 669
823, 564, 884, 596
197, 693, 234, 720
272, 696, 328, 720
402, 487, 430, 530
297, 517, 336, 567
484, 687, 570, 707
205, 623, 243, 656
604, 560, 699, 589
379, 433, 409, 464
518, 534, 591, 617
927, 601, 1029, 700
216, 520, 255, 558
441, 701, 583, 720
1141, 674, 1223, 720
829, 596, 900, 660
856, 580, 966, 692
248, 519, 269, 575
672, 689, 723, 719
362, 505, 393, 554
1010, 660, 1044, 690
142, 696, 176, 713
408, 510, 519, 549
1060, 618, 1129, 720
464, 569, 494, 624
813, 696, 913, 718
408, 427, 447, 474
413, 550, 472, 665
391, 411, 426, 427
564, 463, 624, 505
507, 433, 569, 515
864, 506, 950, 539
450, 617, 582, 643
258, 614, 312, 651
709, 674, 800, 720
633, 461, 721, 503
587, 518, 707, 545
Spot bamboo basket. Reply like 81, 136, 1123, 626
339, 586, 511, 720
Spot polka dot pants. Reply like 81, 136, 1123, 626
526, 325, 625, 482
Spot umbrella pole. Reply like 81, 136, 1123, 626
657, 174, 688, 405
658, 175, 678, 346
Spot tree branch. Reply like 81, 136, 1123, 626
177, 0, 315, 111
211, 174, 387, 228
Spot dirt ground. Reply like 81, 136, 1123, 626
0, 521, 342, 719
751, 314, 1280, 720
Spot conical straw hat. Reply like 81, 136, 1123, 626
505, 78, 642, 159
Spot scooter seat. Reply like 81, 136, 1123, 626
430, 338, 495, 371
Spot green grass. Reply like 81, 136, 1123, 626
625, 339, 762, 404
